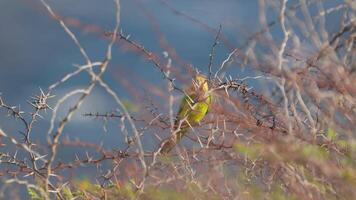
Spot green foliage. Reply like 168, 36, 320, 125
66, 178, 138, 199
62, 186, 74, 200
63, 177, 224, 200
146, 187, 188, 200
341, 166, 356, 184
117, 182, 137, 200
301, 144, 329, 160
144, 184, 220, 200
269, 186, 297, 200
326, 128, 338, 140
27, 188, 45, 200
234, 142, 263, 160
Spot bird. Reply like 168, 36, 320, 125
158, 74, 212, 154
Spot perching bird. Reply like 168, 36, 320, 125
159, 74, 212, 154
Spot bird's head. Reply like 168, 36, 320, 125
192, 74, 209, 92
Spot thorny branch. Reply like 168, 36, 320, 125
0, 0, 355, 199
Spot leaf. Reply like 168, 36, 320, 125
234, 142, 263, 160
27, 188, 45, 200
62, 186, 74, 200
327, 128, 338, 140
301, 145, 329, 160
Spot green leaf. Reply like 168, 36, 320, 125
234, 143, 262, 160
62, 186, 74, 200
327, 128, 338, 140
301, 145, 329, 160
27, 188, 45, 200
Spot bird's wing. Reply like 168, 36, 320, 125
176, 93, 196, 120
205, 94, 213, 114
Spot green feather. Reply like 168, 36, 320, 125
160, 93, 212, 154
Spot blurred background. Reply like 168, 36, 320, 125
0, 0, 263, 150
0, 0, 343, 178
1, 0, 353, 199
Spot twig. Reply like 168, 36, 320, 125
208, 25, 222, 80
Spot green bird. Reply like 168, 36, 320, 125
159, 74, 212, 154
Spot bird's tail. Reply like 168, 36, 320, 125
158, 127, 188, 154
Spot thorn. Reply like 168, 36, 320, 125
224, 86, 230, 97
23, 172, 35, 177
35, 154, 47, 161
